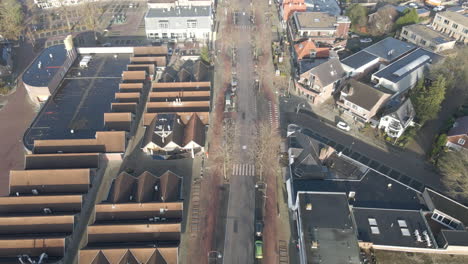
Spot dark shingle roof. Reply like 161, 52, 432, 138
341, 50, 379, 69
342, 80, 393, 111
448, 116, 468, 137
363, 37, 416, 62
385, 98, 415, 126
308, 58, 345, 87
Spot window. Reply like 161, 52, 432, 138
452, 23, 458, 29
402, 30, 408, 35
458, 138, 466, 145
187, 20, 197, 28
463, 28, 468, 34
159, 20, 169, 29
162, 33, 168, 38
420, 39, 427, 46
436, 16, 441, 21
444, 19, 449, 25
352, 104, 358, 110
410, 33, 416, 40
170, 33, 176, 39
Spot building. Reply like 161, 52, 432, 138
148, 0, 213, 8
400, 24, 456, 52
293, 39, 329, 60
371, 48, 441, 94
286, 130, 468, 257
338, 79, 392, 122
296, 58, 345, 104
289, 12, 350, 45
378, 99, 416, 139
281, 0, 307, 22
294, 192, 361, 264
446, 116, 468, 151
432, 11, 468, 43
144, 6, 212, 42
341, 37, 416, 77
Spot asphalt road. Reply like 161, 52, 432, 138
222, 4, 257, 264
284, 111, 444, 191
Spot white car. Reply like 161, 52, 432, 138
408, 3, 418, 8
336, 121, 351, 132
360, 38, 373, 43
433, 6, 445, 12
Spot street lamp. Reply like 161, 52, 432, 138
208, 251, 222, 264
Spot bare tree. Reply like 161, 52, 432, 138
83, 2, 103, 41
253, 121, 281, 180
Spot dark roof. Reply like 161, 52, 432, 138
193, 60, 210, 81
342, 80, 393, 111
424, 189, 468, 227
293, 169, 427, 210
306, 58, 345, 87
298, 58, 328, 75
79, 247, 178, 264
289, 133, 328, 179
146, 6, 211, 18
384, 98, 415, 126
363, 37, 416, 62
341, 50, 379, 69
441, 230, 468, 246
23, 53, 132, 150
142, 114, 185, 149
22, 45, 68, 87
373, 48, 442, 84
353, 207, 434, 248
448, 116, 468, 137
297, 192, 360, 264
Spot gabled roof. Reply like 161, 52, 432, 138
142, 114, 185, 149
342, 80, 393, 111
107, 171, 182, 204
193, 60, 210, 81
79, 247, 178, 264
303, 58, 345, 87
290, 133, 328, 179
183, 113, 205, 147
384, 99, 415, 126
294, 39, 329, 60
448, 116, 468, 137
341, 50, 379, 69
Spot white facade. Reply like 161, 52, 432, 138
34, 0, 95, 9
372, 66, 424, 94
148, 0, 213, 9
379, 114, 413, 138
341, 58, 379, 77
145, 6, 212, 42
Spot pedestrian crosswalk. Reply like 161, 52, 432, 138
232, 163, 255, 177
268, 101, 279, 128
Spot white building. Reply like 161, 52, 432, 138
378, 99, 415, 138
147, 0, 213, 9
34, 0, 94, 9
144, 5, 212, 42
371, 48, 441, 94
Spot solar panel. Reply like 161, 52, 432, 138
401, 228, 411, 236
393, 55, 431, 77
398, 220, 408, 227
368, 218, 377, 226
371, 226, 380, 234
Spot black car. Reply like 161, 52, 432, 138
255, 221, 264, 237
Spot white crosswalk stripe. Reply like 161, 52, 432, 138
232, 163, 255, 177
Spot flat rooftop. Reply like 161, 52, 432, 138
341, 50, 379, 69
23, 53, 131, 150
293, 170, 427, 210
403, 24, 455, 45
353, 207, 434, 248
305, 0, 341, 16
22, 45, 68, 87
294, 12, 337, 29
373, 48, 442, 84
146, 6, 211, 18
297, 192, 360, 264
363, 37, 416, 62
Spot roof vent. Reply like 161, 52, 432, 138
388, 49, 394, 56
43, 208, 52, 214
32, 189, 39, 195
306, 203, 312, 210
37, 61, 42, 69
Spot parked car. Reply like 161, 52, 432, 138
255, 221, 264, 237
360, 38, 373, 43
407, 3, 418, 8
255, 240, 263, 259
433, 6, 445, 12
336, 121, 351, 132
